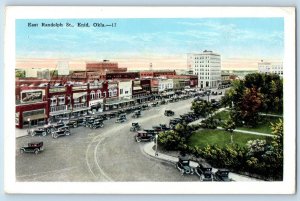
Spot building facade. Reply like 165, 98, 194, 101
258, 61, 283, 76
187, 50, 221, 88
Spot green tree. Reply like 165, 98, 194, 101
15, 70, 25, 78
223, 117, 236, 143
191, 100, 213, 118
158, 130, 185, 151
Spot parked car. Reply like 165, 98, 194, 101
135, 130, 155, 142
195, 162, 213, 181
175, 154, 194, 175
143, 128, 157, 135
151, 102, 159, 107
141, 104, 149, 110
107, 112, 118, 119
52, 126, 70, 139
218, 91, 223, 95
91, 119, 104, 129
130, 122, 141, 132
29, 127, 47, 137
214, 169, 232, 181
115, 113, 127, 123
20, 141, 44, 155
164, 110, 175, 116
159, 124, 170, 131
152, 125, 163, 133
169, 119, 181, 129
76, 117, 87, 127
160, 99, 167, 105
65, 120, 78, 128
132, 110, 142, 118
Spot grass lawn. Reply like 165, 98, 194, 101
188, 129, 272, 149
212, 110, 282, 134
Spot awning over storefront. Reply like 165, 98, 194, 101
25, 114, 47, 120
105, 99, 134, 106
72, 107, 90, 112
73, 92, 87, 99
50, 110, 71, 116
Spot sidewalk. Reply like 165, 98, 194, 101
16, 128, 30, 138
216, 127, 275, 137
143, 141, 262, 181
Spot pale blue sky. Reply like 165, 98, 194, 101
16, 18, 284, 69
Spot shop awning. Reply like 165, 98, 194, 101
50, 110, 71, 116
25, 114, 47, 120
73, 92, 87, 99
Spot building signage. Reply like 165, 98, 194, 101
72, 86, 87, 91
21, 90, 43, 103
108, 83, 118, 89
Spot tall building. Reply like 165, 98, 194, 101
187, 50, 221, 88
258, 60, 283, 76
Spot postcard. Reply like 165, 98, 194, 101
4, 6, 295, 194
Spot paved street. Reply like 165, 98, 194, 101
16, 97, 197, 181
16, 90, 229, 182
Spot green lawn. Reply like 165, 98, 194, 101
188, 129, 272, 149
212, 110, 282, 134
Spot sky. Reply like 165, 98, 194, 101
16, 18, 284, 70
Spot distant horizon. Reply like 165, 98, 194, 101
16, 18, 284, 71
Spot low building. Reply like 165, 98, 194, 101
258, 60, 283, 76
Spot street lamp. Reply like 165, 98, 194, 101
155, 134, 158, 156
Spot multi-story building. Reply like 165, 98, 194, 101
187, 50, 221, 88
86, 60, 127, 73
258, 60, 283, 76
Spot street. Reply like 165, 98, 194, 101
16, 90, 226, 182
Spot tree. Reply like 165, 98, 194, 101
15, 70, 25, 78
191, 100, 213, 118
223, 118, 236, 143
158, 130, 185, 151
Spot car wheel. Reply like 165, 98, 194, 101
74, 124, 77, 128
31, 131, 35, 137
66, 131, 70, 136
42, 132, 47, 136
20, 149, 24, 154
100, 124, 104, 128
34, 148, 39, 155
46, 128, 50, 134
53, 134, 58, 139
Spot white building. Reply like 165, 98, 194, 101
158, 78, 173, 92
258, 61, 283, 76
118, 80, 132, 100
187, 50, 221, 88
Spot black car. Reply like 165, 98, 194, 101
160, 99, 167, 105
86, 117, 98, 128
143, 128, 157, 135
76, 117, 87, 127
107, 112, 118, 119
175, 154, 194, 175
65, 120, 78, 128
132, 110, 141, 118
52, 126, 70, 139
115, 113, 127, 123
91, 120, 104, 129
195, 162, 213, 181
130, 122, 141, 132
164, 110, 175, 116
135, 131, 155, 142
152, 125, 163, 133
29, 127, 47, 137
20, 142, 44, 155
151, 102, 159, 107
214, 169, 232, 181
159, 124, 170, 131
141, 104, 149, 110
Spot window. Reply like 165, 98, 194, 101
96, 90, 101, 99
58, 96, 65, 105
120, 89, 123, 95
90, 91, 95, 100
50, 97, 57, 106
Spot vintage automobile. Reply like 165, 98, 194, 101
175, 154, 194, 175
130, 122, 141, 132
76, 117, 87, 127
218, 91, 223, 95
65, 120, 78, 128
169, 118, 183, 129
152, 125, 163, 133
107, 112, 118, 119
160, 99, 167, 105
164, 110, 175, 116
20, 141, 44, 155
52, 126, 71, 139
115, 113, 127, 123
151, 101, 159, 107
159, 124, 170, 131
214, 169, 232, 181
91, 119, 104, 129
195, 162, 213, 181
132, 110, 141, 118
141, 104, 149, 110
28, 127, 47, 137
135, 130, 155, 142
85, 117, 98, 128
143, 128, 157, 135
